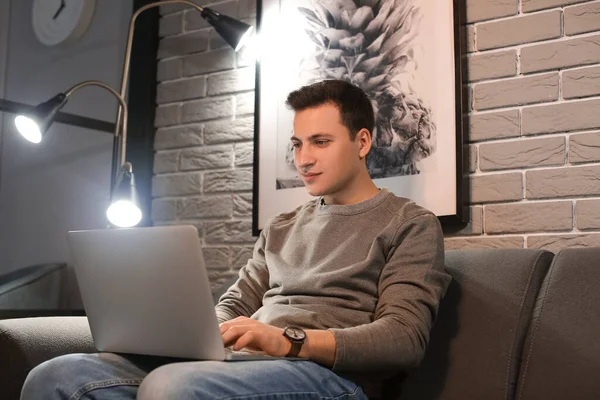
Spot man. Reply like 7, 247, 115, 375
21, 80, 450, 399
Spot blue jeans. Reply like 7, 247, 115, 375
20, 352, 368, 399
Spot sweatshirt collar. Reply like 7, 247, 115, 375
317, 188, 390, 216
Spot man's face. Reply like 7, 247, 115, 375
291, 103, 364, 199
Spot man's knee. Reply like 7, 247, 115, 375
21, 353, 90, 399
138, 362, 221, 400
138, 364, 179, 400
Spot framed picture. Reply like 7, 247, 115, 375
253, 0, 466, 235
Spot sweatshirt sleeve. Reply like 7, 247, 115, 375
329, 212, 451, 373
214, 224, 271, 324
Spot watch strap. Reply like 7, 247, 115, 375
286, 340, 303, 357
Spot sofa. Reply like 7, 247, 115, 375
1, 248, 599, 399
0, 263, 67, 310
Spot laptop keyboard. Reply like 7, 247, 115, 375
224, 347, 268, 356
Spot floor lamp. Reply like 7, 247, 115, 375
14, 0, 253, 228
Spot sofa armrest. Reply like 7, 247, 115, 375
0, 317, 95, 400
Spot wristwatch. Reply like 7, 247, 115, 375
282, 326, 306, 357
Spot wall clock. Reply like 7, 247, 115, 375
32, 0, 96, 46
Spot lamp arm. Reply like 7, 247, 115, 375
114, 0, 205, 158
64, 80, 129, 167
114, 161, 134, 185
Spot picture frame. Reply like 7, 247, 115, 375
253, 0, 466, 235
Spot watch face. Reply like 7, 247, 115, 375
32, 0, 96, 46
285, 327, 306, 340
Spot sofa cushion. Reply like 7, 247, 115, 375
397, 249, 554, 400
516, 247, 600, 400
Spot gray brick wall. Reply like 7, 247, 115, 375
450, 0, 600, 251
153, 0, 600, 287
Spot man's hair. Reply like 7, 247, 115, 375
285, 80, 375, 140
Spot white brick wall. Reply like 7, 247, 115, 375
153, 0, 600, 288
153, 0, 257, 290
448, 0, 600, 252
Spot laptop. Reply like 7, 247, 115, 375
67, 225, 290, 361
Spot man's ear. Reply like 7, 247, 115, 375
356, 128, 372, 159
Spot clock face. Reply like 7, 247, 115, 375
32, 0, 96, 46
285, 327, 305, 340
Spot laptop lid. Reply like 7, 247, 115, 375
67, 225, 226, 360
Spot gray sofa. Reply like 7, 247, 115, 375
1, 248, 599, 399
0, 263, 67, 310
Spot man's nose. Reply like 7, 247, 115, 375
295, 147, 315, 168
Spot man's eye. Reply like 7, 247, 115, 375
316, 140, 328, 146
291, 142, 301, 149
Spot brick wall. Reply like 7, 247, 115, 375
152, 0, 600, 288
153, 0, 257, 290
448, 0, 600, 252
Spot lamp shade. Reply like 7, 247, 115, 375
107, 163, 142, 228
14, 93, 67, 143
201, 7, 253, 51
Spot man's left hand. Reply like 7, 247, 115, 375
220, 316, 291, 357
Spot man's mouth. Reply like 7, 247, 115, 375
301, 172, 321, 182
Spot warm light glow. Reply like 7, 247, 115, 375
106, 200, 142, 228
15, 115, 42, 143
235, 26, 254, 52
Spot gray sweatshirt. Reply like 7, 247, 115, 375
215, 188, 451, 397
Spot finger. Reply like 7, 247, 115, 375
219, 323, 231, 334
219, 316, 252, 331
220, 319, 243, 332
230, 316, 250, 323
233, 330, 256, 351
221, 324, 253, 347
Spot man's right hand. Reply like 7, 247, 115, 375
220, 316, 337, 367
220, 317, 292, 357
